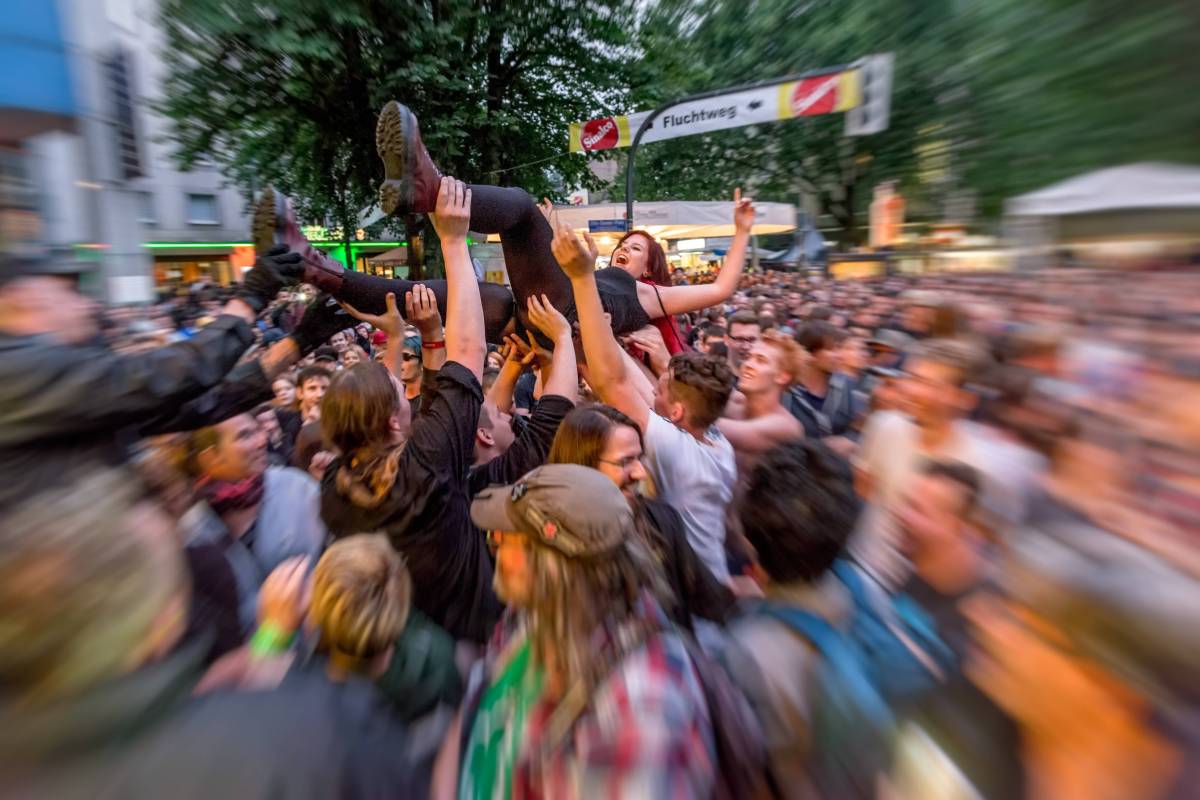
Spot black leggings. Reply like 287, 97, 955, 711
337, 186, 648, 343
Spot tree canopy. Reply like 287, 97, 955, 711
157, 0, 637, 271
613, 0, 1200, 242
158, 0, 1199, 252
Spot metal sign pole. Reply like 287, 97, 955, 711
623, 64, 852, 230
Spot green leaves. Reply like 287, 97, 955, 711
619, 0, 1197, 242
157, 0, 639, 269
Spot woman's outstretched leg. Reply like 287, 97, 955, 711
252, 187, 514, 342
376, 101, 573, 326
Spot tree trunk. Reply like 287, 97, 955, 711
405, 214, 424, 282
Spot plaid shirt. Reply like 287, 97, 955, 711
466, 597, 716, 800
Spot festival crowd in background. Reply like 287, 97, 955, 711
1, 155, 1198, 798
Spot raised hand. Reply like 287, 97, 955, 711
257, 555, 311, 633
405, 284, 443, 339
623, 324, 670, 376
340, 291, 403, 337
238, 244, 302, 313
429, 177, 472, 241
308, 450, 335, 482
526, 293, 572, 343
549, 219, 599, 280
501, 333, 537, 368
732, 187, 755, 233
291, 293, 355, 355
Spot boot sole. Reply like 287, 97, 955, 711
252, 187, 287, 253
377, 100, 414, 216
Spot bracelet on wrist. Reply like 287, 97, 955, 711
421, 340, 446, 350
249, 620, 296, 658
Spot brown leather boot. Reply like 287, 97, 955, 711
377, 101, 443, 216
251, 186, 345, 294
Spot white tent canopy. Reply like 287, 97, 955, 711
508, 200, 796, 242
1006, 162, 1200, 217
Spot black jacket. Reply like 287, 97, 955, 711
640, 497, 737, 632
467, 394, 575, 497
323, 363, 501, 644
0, 642, 427, 799
0, 315, 271, 510
782, 372, 860, 439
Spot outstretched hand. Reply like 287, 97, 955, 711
340, 291, 403, 337
404, 284, 443, 339
543, 208, 599, 280
501, 333, 538, 368
732, 187, 755, 233
623, 324, 670, 375
526, 294, 572, 343
258, 555, 311, 633
238, 244, 302, 313
429, 177, 472, 241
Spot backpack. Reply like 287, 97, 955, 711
681, 636, 773, 800
755, 602, 895, 798
750, 560, 955, 797
832, 560, 956, 701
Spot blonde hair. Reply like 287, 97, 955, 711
0, 469, 186, 704
761, 329, 805, 385
309, 534, 412, 662
525, 532, 671, 699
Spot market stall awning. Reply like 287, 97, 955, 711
1006, 162, 1200, 216
487, 199, 795, 246
370, 246, 409, 264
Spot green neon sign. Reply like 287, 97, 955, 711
142, 241, 407, 249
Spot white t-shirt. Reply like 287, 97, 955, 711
643, 413, 737, 583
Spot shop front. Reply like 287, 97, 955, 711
144, 239, 406, 288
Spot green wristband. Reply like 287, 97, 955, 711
249, 620, 295, 658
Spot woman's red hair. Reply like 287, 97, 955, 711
615, 230, 670, 286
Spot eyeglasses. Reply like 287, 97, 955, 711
400, 353, 421, 362
598, 454, 644, 471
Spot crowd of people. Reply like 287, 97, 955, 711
1, 101, 1198, 800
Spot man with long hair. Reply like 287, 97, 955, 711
319, 178, 501, 643
446, 464, 714, 798
547, 403, 734, 633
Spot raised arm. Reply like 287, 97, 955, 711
487, 334, 536, 413
550, 222, 650, 432
430, 178, 484, 380
407, 284, 447, 374
341, 292, 405, 376
525, 294, 578, 404
716, 413, 804, 455
647, 188, 755, 317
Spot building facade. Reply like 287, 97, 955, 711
12, 0, 400, 303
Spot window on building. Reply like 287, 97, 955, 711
136, 191, 156, 224
186, 193, 220, 225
